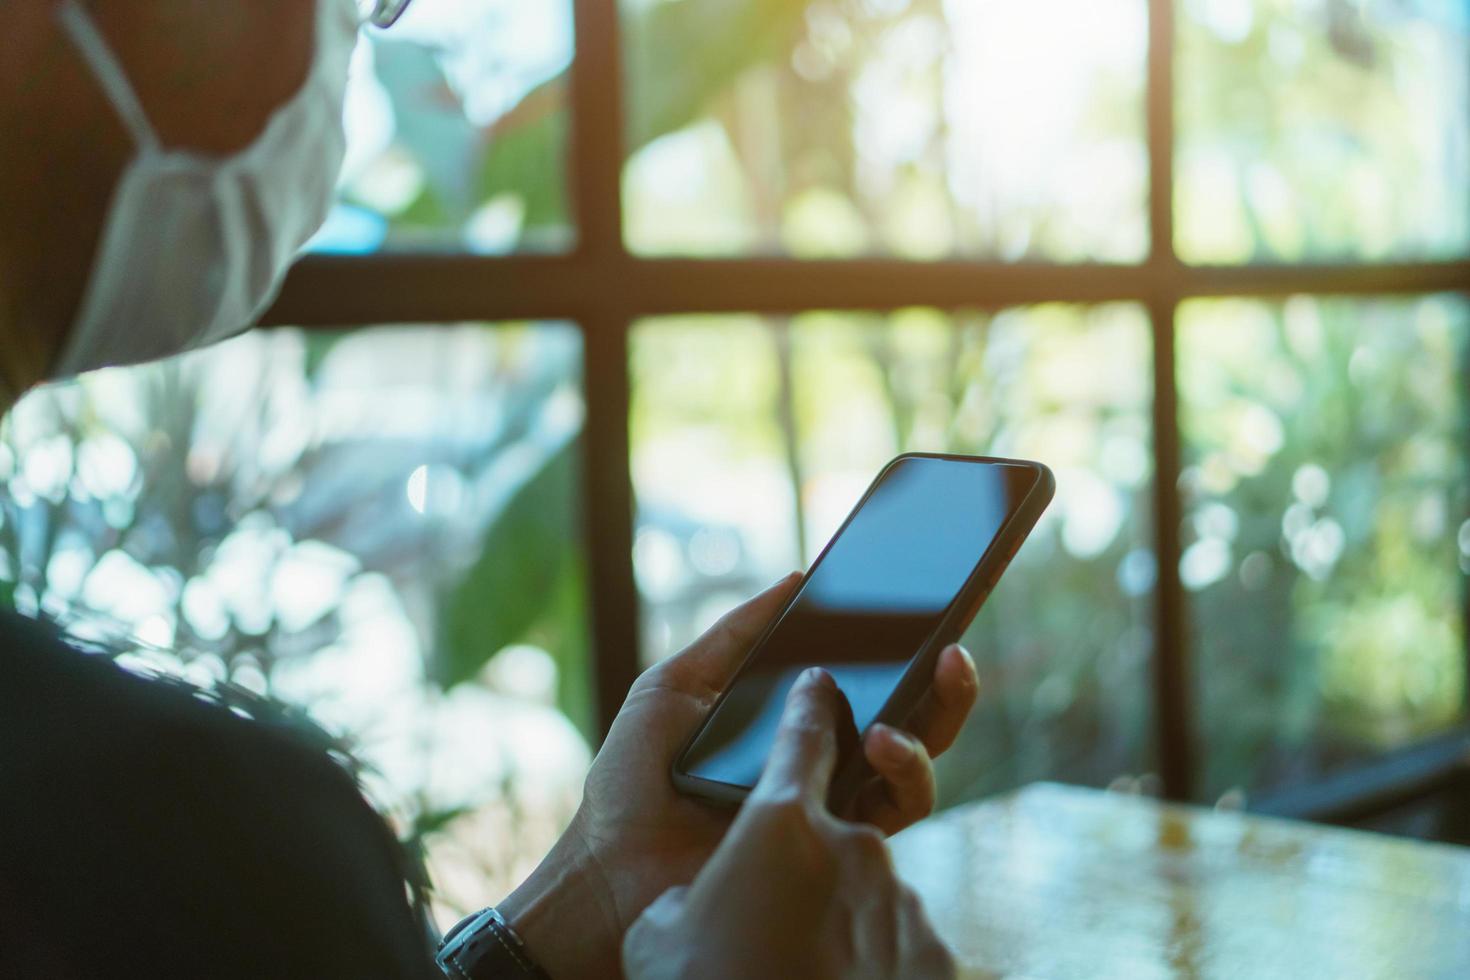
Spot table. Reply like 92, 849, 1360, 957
890, 783, 1470, 980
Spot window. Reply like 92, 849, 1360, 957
321, 0, 575, 252
1179, 294, 1470, 796
1176, 0, 1468, 263
4, 0, 1468, 924
275, 0, 1469, 805
620, 0, 1149, 260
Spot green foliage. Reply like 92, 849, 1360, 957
623, 0, 807, 148
477, 87, 571, 232
1176, 0, 1467, 261
392, 182, 456, 235
1180, 296, 1470, 794
355, 0, 815, 249
302, 333, 344, 380
538, 551, 595, 740
1, 325, 594, 859
433, 435, 595, 737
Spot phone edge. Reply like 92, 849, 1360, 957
668, 453, 914, 807
827, 457, 1055, 814
669, 453, 1056, 809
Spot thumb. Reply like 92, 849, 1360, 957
752, 667, 841, 807
653, 571, 800, 692
622, 886, 692, 978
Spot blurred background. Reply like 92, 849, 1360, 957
2, 0, 1468, 925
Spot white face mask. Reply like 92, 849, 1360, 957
51, 0, 358, 378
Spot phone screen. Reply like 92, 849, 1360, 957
678, 456, 1040, 791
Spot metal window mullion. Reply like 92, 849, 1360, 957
1148, 0, 1195, 801
264, 258, 1470, 328
581, 318, 641, 740
572, 0, 628, 261
1149, 298, 1193, 801
571, 0, 641, 738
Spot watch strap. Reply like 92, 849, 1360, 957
437, 907, 551, 980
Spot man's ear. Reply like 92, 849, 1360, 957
0, 0, 325, 389
90, 0, 319, 155
0, 1, 131, 391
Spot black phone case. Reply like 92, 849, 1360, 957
669, 452, 1056, 812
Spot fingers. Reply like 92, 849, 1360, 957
906, 644, 978, 757
621, 886, 690, 978
653, 572, 801, 695
853, 645, 974, 835
897, 886, 957, 980
856, 724, 936, 835
753, 667, 841, 807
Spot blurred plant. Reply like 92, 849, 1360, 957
622, 0, 1148, 258
331, 0, 811, 250
787, 306, 1157, 802
633, 294, 1470, 804
0, 325, 592, 908
334, 0, 1153, 259
1177, 0, 1469, 261
1180, 295, 1470, 795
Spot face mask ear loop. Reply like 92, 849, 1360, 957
54, 1, 161, 153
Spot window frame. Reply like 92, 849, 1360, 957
262, 0, 1470, 804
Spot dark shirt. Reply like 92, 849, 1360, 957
0, 610, 439, 978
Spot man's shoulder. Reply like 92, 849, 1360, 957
0, 610, 437, 978
2, 610, 330, 783
0, 609, 378, 853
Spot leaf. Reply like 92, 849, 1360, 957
432, 436, 579, 690
473, 0, 808, 224
477, 85, 571, 232
538, 549, 596, 740
623, 0, 807, 148
302, 333, 344, 380
405, 804, 474, 845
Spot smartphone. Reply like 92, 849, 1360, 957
671, 452, 1054, 809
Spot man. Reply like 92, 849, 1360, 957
0, 2, 976, 976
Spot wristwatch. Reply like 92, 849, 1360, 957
437, 907, 551, 980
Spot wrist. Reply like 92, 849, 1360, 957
497, 816, 623, 980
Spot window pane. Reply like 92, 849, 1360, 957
313, 1, 575, 253
0, 324, 588, 926
1177, 1, 1470, 263
1178, 295, 1470, 799
630, 305, 1154, 803
621, 0, 1148, 261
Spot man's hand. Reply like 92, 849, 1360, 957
621, 668, 956, 980
498, 573, 978, 978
